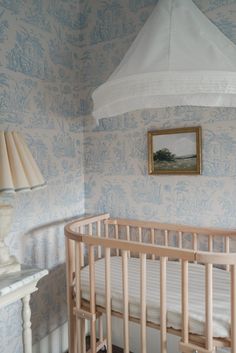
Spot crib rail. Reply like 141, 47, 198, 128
65, 214, 236, 353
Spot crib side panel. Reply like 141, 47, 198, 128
65, 215, 236, 353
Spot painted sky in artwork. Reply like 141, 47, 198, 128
153, 132, 196, 157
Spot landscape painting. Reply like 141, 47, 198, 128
148, 127, 202, 175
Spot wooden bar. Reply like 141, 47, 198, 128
225, 236, 230, 271
205, 264, 213, 351
106, 218, 236, 237
89, 246, 96, 353
151, 228, 155, 260
115, 223, 119, 256
208, 235, 213, 252
105, 247, 112, 353
66, 237, 76, 353
78, 235, 195, 262
178, 231, 183, 262
80, 226, 85, 267
97, 221, 102, 259
193, 233, 197, 251
105, 222, 109, 239
76, 308, 96, 321
178, 231, 183, 248
182, 260, 189, 344
164, 230, 168, 246
126, 226, 130, 242
122, 250, 129, 353
160, 256, 167, 353
139, 227, 142, 242
140, 253, 147, 353
231, 265, 236, 353
81, 319, 86, 353
126, 226, 130, 258
75, 241, 82, 353
193, 233, 197, 264
65, 213, 110, 232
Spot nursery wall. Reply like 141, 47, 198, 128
0, 1, 84, 352
82, 0, 236, 229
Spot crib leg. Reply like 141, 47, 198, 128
81, 319, 86, 353
69, 306, 77, 353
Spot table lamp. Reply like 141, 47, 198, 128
0, 131, 46, 275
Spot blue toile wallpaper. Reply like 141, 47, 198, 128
0, 0, 84, 352
81, 13, 236, 351
82, 0, 236, 229
1, 0, 236, 352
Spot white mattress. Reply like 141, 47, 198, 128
80, 257, 230, 338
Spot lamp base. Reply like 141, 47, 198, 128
0, 257, 21, 275
0, 204, 21, 275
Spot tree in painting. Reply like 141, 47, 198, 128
154, 148, 176, 162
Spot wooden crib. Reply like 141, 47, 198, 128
65, 213, 236, 353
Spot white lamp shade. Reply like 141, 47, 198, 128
0, 131, 46, 193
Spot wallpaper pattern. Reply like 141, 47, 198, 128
1, 0, 236, 352
0, 1, 84, 352
81, 0, 236, 229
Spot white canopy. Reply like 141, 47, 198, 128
92, 0, 236, 120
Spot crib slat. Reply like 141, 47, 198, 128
115, 223, 119, 256
208, 235, 213, 252
151, 228, 155, 260
122, 250, 129, 353
178, 232, 183, 262
77, 234, 86, 353
80, 226, 85, 267
182, 260, 189, 344
126, 225, 130, 241
205, 264, 213, 350
75, 242, 82, 353
193, 233, 198, 264
178, 231, 183, 248
126, 226, 130, 258
139, 227, 142, 243
231, 265, 236, 353
89, 245, 96, 353
192, 233, 198, 251
66, 238, 76, 353
97, 221, 102, 259
160, 256, 167, 353
105, 222, 109, 238
140, 253, 147, 353
225, 236, 230, 271
164, 230, 168, 246
105, 247, 112, 353
192, 233, 197, 251
81, 320, 86, 353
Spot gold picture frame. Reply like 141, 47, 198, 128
148, 127, 202, 175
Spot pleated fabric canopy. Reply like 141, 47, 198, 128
0, 131, 46, 193
92, 0, 236, 120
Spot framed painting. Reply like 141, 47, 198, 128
148, 127, 202, 175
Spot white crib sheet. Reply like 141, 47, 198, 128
80, 257, 230, 338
